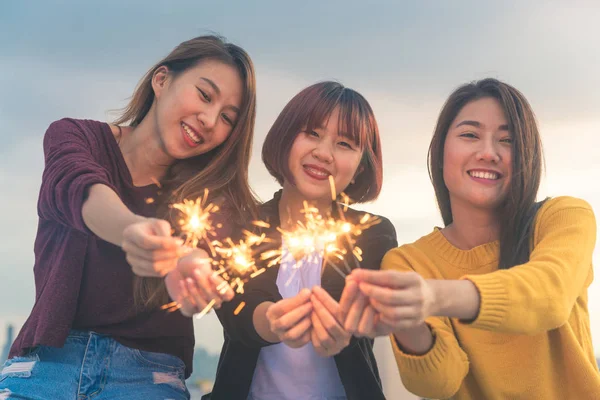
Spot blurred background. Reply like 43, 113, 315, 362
1, 1, 599, 398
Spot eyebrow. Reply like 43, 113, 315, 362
455, 120, 509, 131
199, 77, 240, 114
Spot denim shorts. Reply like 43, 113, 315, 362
0, 330, 190, 399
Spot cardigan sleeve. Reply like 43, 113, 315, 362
37, 118, 117, 233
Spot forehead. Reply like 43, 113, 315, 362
179, 60, 243, 99
306, 104, 370, 146
453, 97, 507, 126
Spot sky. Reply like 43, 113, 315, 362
1, 1, 599, 398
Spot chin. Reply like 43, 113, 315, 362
294, 184, 328, 202
467, 196, 505, 210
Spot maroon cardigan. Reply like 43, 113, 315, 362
10, 118, 196, 377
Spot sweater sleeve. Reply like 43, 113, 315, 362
463, 196, 596, 335
382, 248, 470, 398
37, 119, 117, 233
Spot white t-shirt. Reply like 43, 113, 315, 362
248, 241, 347, 400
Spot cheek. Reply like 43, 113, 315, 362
288, 136, 307, 167
214, 125, 233, 146
442, 146, 461, 185
338, 155, 362, 181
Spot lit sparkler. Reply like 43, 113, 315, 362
163, 178, 381, 318
170, 188, 221, 255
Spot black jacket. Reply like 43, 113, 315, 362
204, 191, 398, 400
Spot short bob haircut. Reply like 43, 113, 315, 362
262, 81, 383, 203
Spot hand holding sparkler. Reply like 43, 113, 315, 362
265, 289, 313, 348
310, 286, 352, 357
347, 269, 435, 337
339, 277, 380, 338
122, 217, 185, 277
164, 248, 234, 317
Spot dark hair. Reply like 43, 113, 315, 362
262, 81, 383, 203
428, 78, 545, 269
114, 35, 258, 308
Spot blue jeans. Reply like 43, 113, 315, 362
0, 330, 190, 399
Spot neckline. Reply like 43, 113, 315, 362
101, 122, 159, 192
424, 227, 499, 270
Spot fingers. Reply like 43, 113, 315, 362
310, 323, 326, 356
268, 301, 313, 335
311, 295, 348, 343
153, 219, 172, 237
339, 279, 359, 323
123, 221, 181, 251
351, 269, 420, 289
127, 254, 176, 277
358, 281, 412, 306
191, 269, 221, 309
311, 312, 330, 356
312, 286, 341, 322
369, 297, 424, 329
311, 306, 350, 357
184, 277, 210, 312
178, 281, 199, 317
281, 317, 312, 347
344, 292, 368, 332
268, 289, 312, 319
122, 244, 181, 263
356, 305, 376, 337
210, 274, 234, 301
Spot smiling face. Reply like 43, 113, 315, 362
443, 97, 513, 212
284, 107, 364, 203
152, 58, 243, 160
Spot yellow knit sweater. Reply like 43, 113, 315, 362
383, 196, 599, 399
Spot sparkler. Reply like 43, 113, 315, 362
258, 176, 381, 280
170, 188, 221, 256
162, 178, 381, 318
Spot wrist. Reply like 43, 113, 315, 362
427, 279, 447, 316
393, 323, 433, 355
427, 279, 480, 320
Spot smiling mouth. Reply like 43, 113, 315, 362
468, 170, 501, 180
181, 122, 204, 144
303, 165, 331, 181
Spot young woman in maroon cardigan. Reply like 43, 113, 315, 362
0, 35, 257, 399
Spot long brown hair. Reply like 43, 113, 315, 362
428, 78, 545, 269
262, 81, 383, 203
115, 35, 258, 308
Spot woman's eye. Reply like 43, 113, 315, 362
338, 141, 354, 149
222, 113, 234, 126
197, 88, 211, 102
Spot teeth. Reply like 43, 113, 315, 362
305, 167, 328, 176
470, 171, 499, 180
181, 122, 202, 144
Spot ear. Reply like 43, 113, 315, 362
151, 66, 170, 99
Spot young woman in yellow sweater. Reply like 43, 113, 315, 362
345, 78, 599, 399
